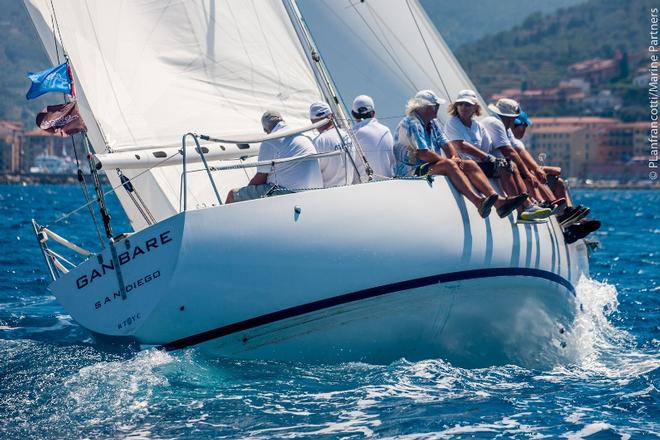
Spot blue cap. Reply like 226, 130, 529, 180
514, 111, 533, 126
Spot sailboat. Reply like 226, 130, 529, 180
25, 0, 590, 368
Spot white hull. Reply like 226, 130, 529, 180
49, 178, 589, 367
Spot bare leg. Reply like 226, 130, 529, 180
524, 178, 544, 202
554, 177, 573, 207
538, 182, 556, 202
225, 190, 235, 204
428, 159, 483, 208
509, 163, 531, 200
498, 169, 518, 197
460, 160, 498, 197
500, 164, 533, 214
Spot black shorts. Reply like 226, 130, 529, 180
478, 161, 495, 178
478, 158, 512, 178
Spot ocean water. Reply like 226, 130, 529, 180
0, 184, 658, 439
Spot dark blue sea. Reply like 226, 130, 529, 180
1, 184, 658, 439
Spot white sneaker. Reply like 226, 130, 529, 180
519, 204, 552, 221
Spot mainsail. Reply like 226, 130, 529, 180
296, 0, 485, 130
24, 0, 324, 230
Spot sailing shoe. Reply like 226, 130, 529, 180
496, 194, 528, 218
478, 194, 499, 218
560, 206, 590, 227
557, 205, 583, 223
563, 219, 601, 244
519, 204, 552, 221
550, 197, 567, 211
540, 198, 567, 214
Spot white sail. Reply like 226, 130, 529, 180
296, 0, 486, 130
24, 0, 324, 230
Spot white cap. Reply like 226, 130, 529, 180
414, 89, 446, 106
455, 89, 478, 105
309, 101, 332, 119
352, 95, 375, 113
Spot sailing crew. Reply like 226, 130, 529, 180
393, 89, 504, 218
225, 111, 322, 204
508, 111, 568, 206
350, 95, 395, 179
509, 112, 601, 242
480, 98, 552, 221
309, 102, 358, 187
444, 89, 528, 218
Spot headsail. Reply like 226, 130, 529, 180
296, 0, 485, 130
23, 0, 324, 230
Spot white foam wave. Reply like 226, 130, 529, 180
559, 277, 660, 378
63, 349, 174, 429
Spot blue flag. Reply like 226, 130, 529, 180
26, 62, 71, 100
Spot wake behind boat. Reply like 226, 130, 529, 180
25, 0, 592, 368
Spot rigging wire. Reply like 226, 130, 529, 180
116, 169, 155, 225
71, 135, 105, 246
347, 2, 417, 90
49, 0, 67, 61
403, 0, 451, 101
48, 1, 107, 246
46, 151, 180, 228
284, 0, 373, 180
47, 1, 157, 230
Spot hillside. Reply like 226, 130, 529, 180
420, 0, 586, 49
0, 0, 49, 125
454, 0, 653, 119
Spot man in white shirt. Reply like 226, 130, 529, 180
481, 98, 551, 221
350, 95, 394, 179
309, 101, 358, 187
226, 110, 323, 203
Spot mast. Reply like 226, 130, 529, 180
282, 0, 373, 180
281, 0, 350, 128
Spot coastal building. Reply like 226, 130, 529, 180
531, 117, 618, 173
580, 90, 622, 115
490, 87, 562, 113
528, 117, 651, 180
21, 128, 68, 173
626, 122, 653, 158
567, 51, 624, 85
0, 120, 23, 173
527, 125, 588, 178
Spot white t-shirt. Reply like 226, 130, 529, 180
507, 128, 526, 150
444, 115, 492, 160
351, 117, 394, 179
313, 127, 357, 187
257, 122, 323, 190
480, 116, 512, 158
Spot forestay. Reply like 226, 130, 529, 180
296, 0, 485, 131
24, 0, 324, 230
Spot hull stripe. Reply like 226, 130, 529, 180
161, 267, 575, 351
